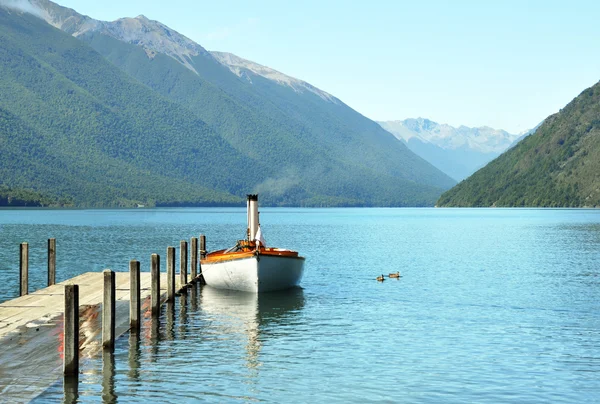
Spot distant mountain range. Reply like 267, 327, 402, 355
437, 81, 600, 207
0, 0, 455, 207
378, 118, 524, 181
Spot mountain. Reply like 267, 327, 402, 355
0, 5, 251, 207
506, 122, 542, 150
210, 51, 338, 103
437, 81, 600, 207
378, 118, 521, 181
10, 0, 456, 207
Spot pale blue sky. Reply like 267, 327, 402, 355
56, 0, 600, 133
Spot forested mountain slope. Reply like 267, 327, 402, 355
1, 1, 456, 206
379, 118, 520, 181
0, 8, 247, 206
28, 0, 456, 206
437, 81, 600, 207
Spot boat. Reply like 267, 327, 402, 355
200, 194, 305, 292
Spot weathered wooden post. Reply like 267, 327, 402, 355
191, 237, 198, 281
102, 269, 116, 351
48, 238, 56, 286
64, 284, 79, 375
129, 260, 141, 332
200, 235, 206, 259
20, 242, 28, 296
199, 234, 206, 285
180, 240, 188, 286
151, 254, 160, 316
167, 247, 175, 301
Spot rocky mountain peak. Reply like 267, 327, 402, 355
28, 0, 209, 74
211, 51, 340, 104
102, 14, 209, 72
14, 0, 340, 99
403, 117, 437, 132
378, 118, 521, 154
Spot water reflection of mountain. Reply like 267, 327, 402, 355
200, 286, 305, 372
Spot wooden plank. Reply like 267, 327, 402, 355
0, 272, 181, 340
0, 270, 182, 403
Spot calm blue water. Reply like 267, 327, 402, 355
1, 208, 600, 402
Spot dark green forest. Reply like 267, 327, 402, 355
80, 30, 455, 206
0, 6, 453, 207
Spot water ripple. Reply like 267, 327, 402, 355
5, 208, 599, 402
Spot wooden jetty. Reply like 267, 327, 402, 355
0, 272, 180, 339
0, 272, 186, 401
0, 237, 205, 402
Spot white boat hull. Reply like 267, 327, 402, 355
201, 254, 304, 293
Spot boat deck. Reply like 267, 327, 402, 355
203, 246, 302, 264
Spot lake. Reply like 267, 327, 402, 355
1, 208, 599, 402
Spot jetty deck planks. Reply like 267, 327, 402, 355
0, 272, 179, 338
0, 272, 184, 402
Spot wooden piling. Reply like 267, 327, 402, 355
200, 235, 206, 259
167, 247, 175, 301
191, 237, 198, 281
63, 284, 79, 375
180, 240, 188, 286
19, 242, 28, 296
48, 238, 56, 286
102, 269, 116, 350
199, 234, 206, 285
151, 254, 160, 316
129, 260, 141, 332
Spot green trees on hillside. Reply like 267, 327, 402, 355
437, 82, 600, 208
0, 9, 248, 207
0, 7, 452, 207
81, 29, 455, 206
0, 185, 68, 207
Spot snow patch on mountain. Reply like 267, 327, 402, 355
379, 118, 521, 154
